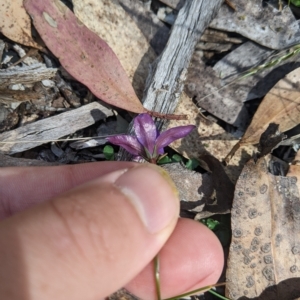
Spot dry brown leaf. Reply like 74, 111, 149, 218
226, 67, 300, 163
73, 0, 156, 99
242, 68, 300, 145
0, 0, 42, 49
167, 92, 255, 182
226, 156, 300, 299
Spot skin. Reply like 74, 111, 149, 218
0, 161, 224, 300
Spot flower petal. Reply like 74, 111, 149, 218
155, 125, 196, 151
107, 135, 143, 156
134, 113, 158, 154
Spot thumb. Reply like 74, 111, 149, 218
0, 164, 179, 300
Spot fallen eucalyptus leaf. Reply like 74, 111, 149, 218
225, 67, 300, 163
0, 0, 42, 49
243, 67, 300, 145
226, 155, 300, 299
24, 0, 146, 114
73, 0, 156, 100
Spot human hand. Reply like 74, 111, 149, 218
0, 162, 223, 300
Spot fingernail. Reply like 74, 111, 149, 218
115, 164, 179, 234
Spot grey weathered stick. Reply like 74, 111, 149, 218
0, 102, 113, 155
118, 0, 223, 160
0, 63, 57, 88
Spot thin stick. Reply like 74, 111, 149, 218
154, 255, 161, 300
225, 0, 236, 11
0, 135, 116, 144
7, 49, 37, 69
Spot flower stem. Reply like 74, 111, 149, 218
154, 254, 161, 300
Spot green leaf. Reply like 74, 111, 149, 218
157, 155, 172, 165
171, 154, 182, 162
185, 158, 199, 170
201, 218, 220, 230
103, 145, 115, 161
290, 0, 300, 6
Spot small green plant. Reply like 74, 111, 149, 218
103, 145, 115, 161
158, 154, 200, 172
289, 0, 300, 6
201, 218, 220, 231
157, 154, 182, 165
201, 215, 231, 248
185, 158, 199, 170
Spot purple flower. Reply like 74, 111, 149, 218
107, 113, 195, 163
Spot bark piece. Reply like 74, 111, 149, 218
226, 156, 300, 299
196, 41, 233, 52
200, 28, 244, 44
0, 89, 41, 105
0, 105, 10, 124
141, 0, 223, 118
0, 63, 57, 88
159, 0, 185, 10
163, 159, 234, 219
54, 74, 81, 108
0, 110, 19, 132
0, 102, 113, 154
210, 0, 300, 50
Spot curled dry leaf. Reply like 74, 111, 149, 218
24, 0, 146, 114
0, 0, 42, 49
225, 67, 300, 163
226, 155, 300, 299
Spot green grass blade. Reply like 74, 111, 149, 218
163, 282, 227, 300
208, 289, 231, 300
